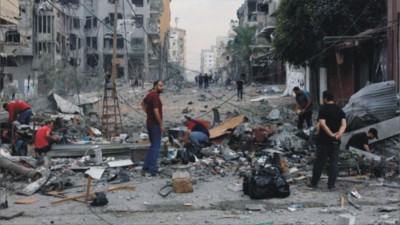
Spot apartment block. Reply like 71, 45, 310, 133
1, 0, 170, 97
200, 49, 215, 75
168, 27, 186, 77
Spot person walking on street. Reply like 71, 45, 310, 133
293, 86, 313, 129
198, 73, 204, 89
307, 90, 346, 191
204, 73, 209, 89
236, 78, 244, 101
140, 80, 164, 176
3, 100, 33, 125
345, 128, 378, 153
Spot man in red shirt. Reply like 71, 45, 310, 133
183, 116, 210, 150
34, 120, 58, 156
3, 101, 33, 125
140, 80, 164, 176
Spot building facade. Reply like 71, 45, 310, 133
0, 0, 20, 99
200, 49, 215, 75
168, 27, 186, 78
2, 0, 170, 98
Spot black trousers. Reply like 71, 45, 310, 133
34, 145, 51, 155
310, 141, 340, 189
297, 110, 312, 129
237, 89, 243, 100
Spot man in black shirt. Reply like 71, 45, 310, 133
307, 90, 347, 191
345, 128, 378, 152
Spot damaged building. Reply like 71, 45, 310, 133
0, 0, 171, 99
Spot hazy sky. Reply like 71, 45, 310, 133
170, 0, 244, 72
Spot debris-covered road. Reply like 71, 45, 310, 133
1, 82, 399, 225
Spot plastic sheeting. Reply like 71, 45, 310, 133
343, 81, 398, 131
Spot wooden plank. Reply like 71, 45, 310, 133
51, 185, 136, 204
14, 197, 38, 204
209, 115, 245, 139
46, 190, 65, 196
84, 176, 92, 202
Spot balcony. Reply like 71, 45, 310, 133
150, 0, 163, 15
147, 18, 160, 43
130, 45, 145, 55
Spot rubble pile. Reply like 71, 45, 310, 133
0, 82, 399, 224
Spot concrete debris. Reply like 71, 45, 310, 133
18, 168, 50, 196
49, 93, 81, 114
0, 83, 399, 224
343, 81, 398, 131
0, 156, 41, 180
337, 214, 356, 225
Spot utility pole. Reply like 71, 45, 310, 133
101, 0, 123, 138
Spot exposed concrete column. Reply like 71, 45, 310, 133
319, 67, 327, 104
305, 64, 310, 92
0, 156, 41, 180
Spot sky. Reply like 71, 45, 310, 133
170, 0, 244, 72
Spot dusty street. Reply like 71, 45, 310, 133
0, 82, 399, 225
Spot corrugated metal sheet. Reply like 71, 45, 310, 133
343, 81, 398, 131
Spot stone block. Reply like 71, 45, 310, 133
337, 214, 355, 225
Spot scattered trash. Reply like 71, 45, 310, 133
90, 192, 108, 206
287, 204, 303, 212
347, 192, 361, 210
350, 190, 361, 199
0, 197, 8, 209
377, 206, 398, 212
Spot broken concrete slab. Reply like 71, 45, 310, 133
85, 167, 106, 180
49, 93, 81, 114
348, 147, 381, 161
70, 94, 99, 106
18, 168, 50, 196
48, 143, 150, 158
337, 214, 356, 225
107, 159, 134, 168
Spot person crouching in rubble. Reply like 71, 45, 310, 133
182, 116, 210, 150
34, 120, 59, 157
345, 128, 379, 153
3, 100, 33, 125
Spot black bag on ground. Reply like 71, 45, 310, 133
242, 173, 250, 195
248, 168, 276, 199
184, 143, 203, 159
90, 192, 108, 206
177, 148, 195, 165
274, 175, 290, 198
243, 153, 290, 199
